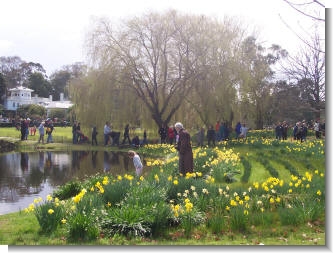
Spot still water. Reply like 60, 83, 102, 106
0, 150, 148, 215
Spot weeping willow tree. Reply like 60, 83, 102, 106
71, 10, 285, 133
70, 68, 138, 133
184, 16, 243, 129
82, 10, 253, 130
82, 10, 200, 129
185, 18, 245, 126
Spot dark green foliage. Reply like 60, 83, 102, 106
240, 156, 251, 183
100, 207, 152, 237
52, 180, 82, 200
67, 212, 100, 242
100, 182, 172, 238
101, 179, 132, 205
229, 206, 248, 233
274, 157, 301, 178
278, 206, 304, 226
206, 210, 226, 234
256, 153, 279, 178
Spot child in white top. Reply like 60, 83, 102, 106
128, 150, 143, 176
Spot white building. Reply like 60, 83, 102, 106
4, 86, 36, 110
4, 85, 73, 115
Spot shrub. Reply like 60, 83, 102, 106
34, 198, 65, 233
101, 179, 132, 205
100, 207, 153, 238
206, 210, 226, 234
53, 180, 82, 200
228, 206, 248, 232
66, 193, 102, 241
278, 206, 304, 226
67, 212, 100, 242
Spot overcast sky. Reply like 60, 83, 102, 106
0, 0, 329, 76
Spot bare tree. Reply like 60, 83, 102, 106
279, 0, 326, 53
282, 0, 325, 22
282, 32, 325, 119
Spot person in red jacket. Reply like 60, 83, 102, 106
167, 125, 176, 145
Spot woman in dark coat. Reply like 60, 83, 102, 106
175, 122, 193, 175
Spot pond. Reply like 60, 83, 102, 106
0, 150, 150, 215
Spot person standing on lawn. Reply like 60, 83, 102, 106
38, 121, 45, 144
174, 122, 193, 175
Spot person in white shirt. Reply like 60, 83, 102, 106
314, 120, 320, 139
104, 121, 111, 146
239, 123, 249, 139
128, 150, 143, 176
38, 121, 45, 144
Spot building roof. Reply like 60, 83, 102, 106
45, 101, 73, 109
9, 85, 34, 92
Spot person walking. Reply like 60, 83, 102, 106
239, 123, 249, 139
301, 121, 308, 142
141, 129, 148, 146
197, 126, 205, 147
38, 121, 45, 144
275, 121, 283, 140
25, 118, 30, 140
72, 121, 78, 144
174, 122, 193, 175
158, 124, 167, 144
207, 125, 216, 147
314, 120, 321, 139
20, 119, 28, 141
104, 121, 111, 146
167, 125, 176, 145
76, 122, 82, 143
282, 121, 288, 140
122, 124, 131, 145
215, 120, 220, 142
91, 126, 98, 145
46, 120, 54, 143
219, 122, 226, 141
235, 122, 242, 139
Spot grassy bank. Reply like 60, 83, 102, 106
0, 128, 326, 246
0, 211, 325, 245
0, 127, 122, 152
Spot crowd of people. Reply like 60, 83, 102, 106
99, 121, 148, 148
194, 121, 249, 147
17, 116, 325, 149
274, 119, 325, 142
68, 117, 326, 151
18, 117, 55, 144
14, 116, 325, 177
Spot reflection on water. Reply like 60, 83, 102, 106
0, 150, 148, 215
